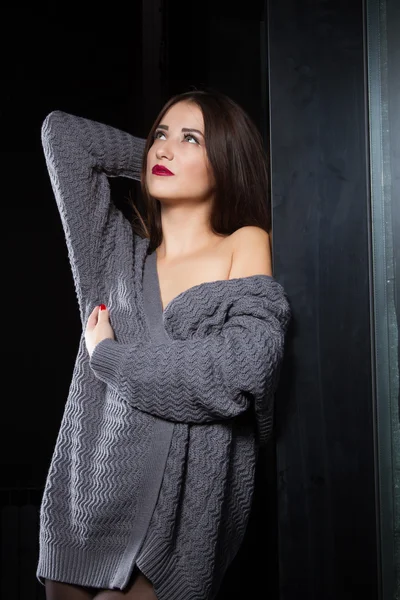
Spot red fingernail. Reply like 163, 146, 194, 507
100, 304, 106, 311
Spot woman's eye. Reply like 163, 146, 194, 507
153, 130, 199, 144
183, 133, 199, 144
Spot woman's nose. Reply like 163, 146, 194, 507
155, 140, 173, 160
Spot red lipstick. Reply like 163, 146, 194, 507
152, 164, 174, 176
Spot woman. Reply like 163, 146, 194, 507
37, 88, 291, 600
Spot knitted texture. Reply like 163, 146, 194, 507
91, 274, 290, 436
36, 110, 291, 599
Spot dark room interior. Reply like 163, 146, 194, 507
1, 1, 399, 599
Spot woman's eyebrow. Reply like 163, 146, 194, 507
157, 124, 204, 137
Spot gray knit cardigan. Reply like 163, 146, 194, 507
36, 110, 291, 600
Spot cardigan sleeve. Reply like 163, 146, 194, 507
41, 110, 146, 323
89, 288, 291, 434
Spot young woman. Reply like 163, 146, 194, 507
37, 88, 291, 600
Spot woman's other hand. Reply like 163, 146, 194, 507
85, 305, 115, 358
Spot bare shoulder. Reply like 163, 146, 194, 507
228, 226, 273, 279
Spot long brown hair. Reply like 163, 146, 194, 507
129, 88, 271, 252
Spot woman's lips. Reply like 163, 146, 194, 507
152, 165, 174, 176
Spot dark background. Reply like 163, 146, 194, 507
1, 0, 398, 599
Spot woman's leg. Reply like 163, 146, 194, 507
44, 579, 98, 600
93, 567, 157, 600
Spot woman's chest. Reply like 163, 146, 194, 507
156, 239, 234, 312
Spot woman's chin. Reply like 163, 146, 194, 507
150, 193, 178, 204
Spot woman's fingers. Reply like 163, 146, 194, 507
86, 305, 100, 329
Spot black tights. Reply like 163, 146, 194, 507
44, 567, 157, 600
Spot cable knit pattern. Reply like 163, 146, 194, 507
36, 110, 291, 599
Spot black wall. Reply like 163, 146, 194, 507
267, 1, 377, 598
